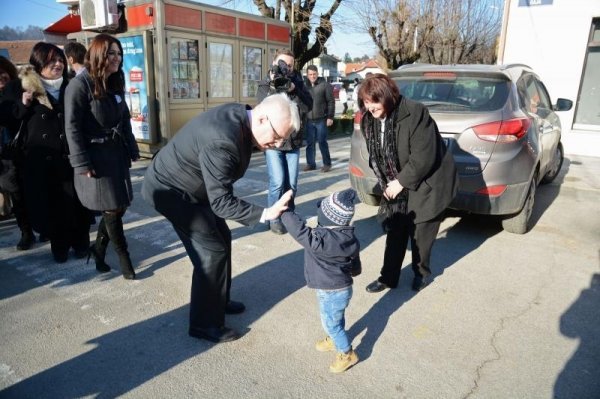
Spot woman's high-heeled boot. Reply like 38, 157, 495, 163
103, 212, 135, 280
88, 217, 111, 273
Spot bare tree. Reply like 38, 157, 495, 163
251, 0, 344, 69
348, 0, 502, 69
420, 0, 502, 64
349, 0, 424, 70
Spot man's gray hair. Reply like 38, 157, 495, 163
257, 93, 300, 135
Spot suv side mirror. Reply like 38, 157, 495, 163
554, 98, 573, 111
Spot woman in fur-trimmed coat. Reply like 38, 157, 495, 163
3, 42, 91, 263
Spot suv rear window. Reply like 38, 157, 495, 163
393, 76, 510, 112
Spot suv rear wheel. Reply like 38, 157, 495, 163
501, 175, 537, 234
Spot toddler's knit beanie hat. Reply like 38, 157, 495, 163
317, 188, 356, 226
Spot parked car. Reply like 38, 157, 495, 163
348, 64, 573, 234
331, 82, 343, 99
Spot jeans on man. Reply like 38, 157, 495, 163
305, 119, 331, 169
265, 148, 299, 212
317, 286, 353, 353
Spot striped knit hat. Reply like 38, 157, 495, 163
317, 188, 357, 226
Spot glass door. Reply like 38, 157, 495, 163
207, 38, 235, 103
240, 43, 264, 101
574, 18, 600, 131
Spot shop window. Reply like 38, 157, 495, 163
208, 42, 233, 98
169, 37, 200, 100
242, 45, 262, 98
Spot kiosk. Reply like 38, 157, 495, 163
59, 0, 291, 156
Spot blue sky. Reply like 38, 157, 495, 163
0, 0, 376, 59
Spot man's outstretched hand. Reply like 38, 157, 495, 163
265, 189, 293, 220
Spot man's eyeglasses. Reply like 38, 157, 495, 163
267, 116, 286, 143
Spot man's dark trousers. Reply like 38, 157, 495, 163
145, 182, 232, 329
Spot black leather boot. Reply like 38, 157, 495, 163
16, 228, 35, 251
88, 217, 111, 273
103, 212, 135, 280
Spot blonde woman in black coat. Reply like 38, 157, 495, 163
65, 34, 140, 280
3, 43, 91, 262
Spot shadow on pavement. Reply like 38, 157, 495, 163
1, 245, 307, 398
529, 157, 571, 229
554, 272, 600, 398
349, 214, 501, 361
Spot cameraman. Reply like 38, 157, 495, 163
256, 49, 312, 235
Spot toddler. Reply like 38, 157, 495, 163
280, 188, 361, 373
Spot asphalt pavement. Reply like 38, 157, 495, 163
1, 136, 599, 398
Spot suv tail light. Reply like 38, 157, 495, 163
473, 118, 532, 143
354, 110, 362, 125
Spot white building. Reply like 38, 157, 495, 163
498, 0, 600, 157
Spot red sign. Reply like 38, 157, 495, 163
130, 69, 143, 82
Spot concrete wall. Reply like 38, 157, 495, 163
501, 0, 600, 156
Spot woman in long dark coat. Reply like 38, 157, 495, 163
357, 74, 458, 293
65, 34, 140, 280
3, 43, 91, 262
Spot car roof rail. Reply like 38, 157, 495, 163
500, 63, 533, 71
397, 63, 433, 70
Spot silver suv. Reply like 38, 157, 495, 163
349, 64, 573, 234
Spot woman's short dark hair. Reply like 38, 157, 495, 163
29, 42, 68, 80
0, 56, 18, 81
85, 33, 125, 98
357, 73, 400, 115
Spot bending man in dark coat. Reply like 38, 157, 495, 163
142, 93, 300, 343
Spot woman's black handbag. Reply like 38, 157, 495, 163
0, 121, 24, 160
376, 191, 409, 232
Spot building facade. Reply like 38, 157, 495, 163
499, 0, 600, 157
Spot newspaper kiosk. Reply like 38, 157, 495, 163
61, 0, 291, 155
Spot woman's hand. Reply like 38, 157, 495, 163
265, 189, 293, 220
22, 91, 33, 107
384, 179, 403, 200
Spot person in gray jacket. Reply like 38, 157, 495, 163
65, 34, 140, 280
142, 93, 299, 343
304, 65, 335, 172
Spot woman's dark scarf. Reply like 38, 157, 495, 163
363, 107, 409, 230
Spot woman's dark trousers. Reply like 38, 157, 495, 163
378, 213, 442, 287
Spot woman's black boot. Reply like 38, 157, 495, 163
103, 212, 135, 280
17, 228, 35, 251
88, 217, 111, 273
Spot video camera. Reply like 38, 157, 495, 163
269, 59, 293, 93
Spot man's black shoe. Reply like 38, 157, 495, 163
365, 280, 390, 293
188, 326, 241, 343
225, 300, 246, 314
412, 275, 432, 292
73, 248, 89, 259
16, 231, 35, 251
